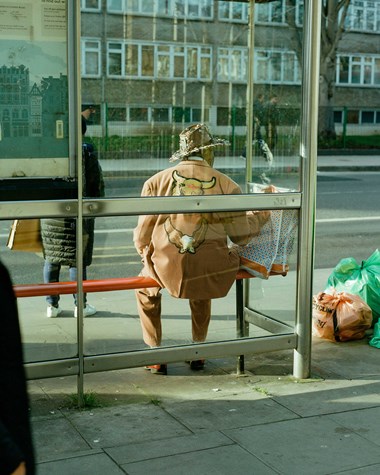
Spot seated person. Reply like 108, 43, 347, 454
134, 123, 269, 374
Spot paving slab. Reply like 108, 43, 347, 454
241, 376, 380, 418
37, 453, 125, 475
120, 444, 277, 475
311, 337, 380, 380
328, 406, 380, 447
64, 404, 191, 448
224, 415, 380, 475
104, 431, 234, 465
32, 416, 93, 462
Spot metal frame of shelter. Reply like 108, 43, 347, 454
0, 0, 321, 400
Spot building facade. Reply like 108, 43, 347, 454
80, 0, 380, 146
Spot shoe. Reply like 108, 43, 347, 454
259, 172, 271, 185
187, 360, 205, 371
74, 304, 97, 318
145, 364, 168, 375
47, 305, 62, 318
259, 140, 274, 163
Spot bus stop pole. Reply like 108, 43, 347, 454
293, 0, 322, 379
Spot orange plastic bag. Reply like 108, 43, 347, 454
312, 288, 373, 342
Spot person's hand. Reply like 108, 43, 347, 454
247, 210, 270, 221
263, 184, 277, 193
11, 462, 26, 475
259, 210, 271, 222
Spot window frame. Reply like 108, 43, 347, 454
81, 38, 102, 78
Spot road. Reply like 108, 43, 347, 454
0, 171, 378, 283
315, 171, 380, 268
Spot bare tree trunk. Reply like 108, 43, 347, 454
318, 0, 351, 140
318, 58, 337, 140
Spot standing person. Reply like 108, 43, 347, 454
40, 106, 104, 318
0, 259, 35, 475
253, 93, 265, 142
241, 93, 273, 169
265, 94, 280, 151
253, 93, 273, 164
133, 123, 270, 374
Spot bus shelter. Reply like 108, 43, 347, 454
0, 0, 321, 400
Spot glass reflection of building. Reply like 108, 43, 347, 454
80, 0, 380, 145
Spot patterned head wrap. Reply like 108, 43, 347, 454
169, 123, 230, 162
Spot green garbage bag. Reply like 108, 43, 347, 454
326, 249, 380, 325
369, 321, 380, 349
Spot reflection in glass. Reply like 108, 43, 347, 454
0, 2, 69, 176
81, 1, 303, 197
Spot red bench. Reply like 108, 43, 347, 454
13, 269, 286, 373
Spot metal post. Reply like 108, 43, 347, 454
293, 0, 322, 379
69, 0, 85, 406
245, 0, 256, 189
236, 279, 245, 374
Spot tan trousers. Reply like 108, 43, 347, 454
135, 286, 211, 347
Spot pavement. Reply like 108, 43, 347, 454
98, 153, 380, 176
22, 153, 380, 475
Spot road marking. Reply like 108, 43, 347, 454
95, 229, 134, 234
316, 216, 380, 223
1, 217, 380, 241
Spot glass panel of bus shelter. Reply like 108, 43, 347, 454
83, 209, 298, 356
80, 0, 302, 198
0, 218, 79, 363
0, 0, 76, 201
0, 2, 78, 363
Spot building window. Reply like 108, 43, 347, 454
192, 108, 209, 122
172, 0, 213, 19
255, 49, 300, 84
337, 54, 380, 86
336, 109, 380, 124
108, 107, 126, 121
129, 107, 149, 122
361, 110, 375, 123
255, 0, 286, 24
107, 41, 212, 80
360, 110, 380, 124
295, 0, 304, 26
123, 106, 209, 124
82, 39, 101, 77
108, 0, 213, 19
81, 0, 101, 12
107, 42, 122, 76
173, 106, 191, 122
218, 47, 300, 84
216, 107, 230, 126
347, 110, 359, 124
345, 0, 380, 33
108, 0, 169, 15
218, 1, 248, 23
218, 48, 247, 82
152, 107, 169, 122
334, 110, 343, 124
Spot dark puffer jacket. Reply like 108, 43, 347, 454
41, 143, 104, 267
41, 217, 94, 267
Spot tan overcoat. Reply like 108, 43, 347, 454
134, 159, 268, 300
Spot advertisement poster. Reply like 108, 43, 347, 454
0, 0, 70, 179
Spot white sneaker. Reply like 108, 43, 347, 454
74, 304, 97, 318
47, 305, 62, 318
